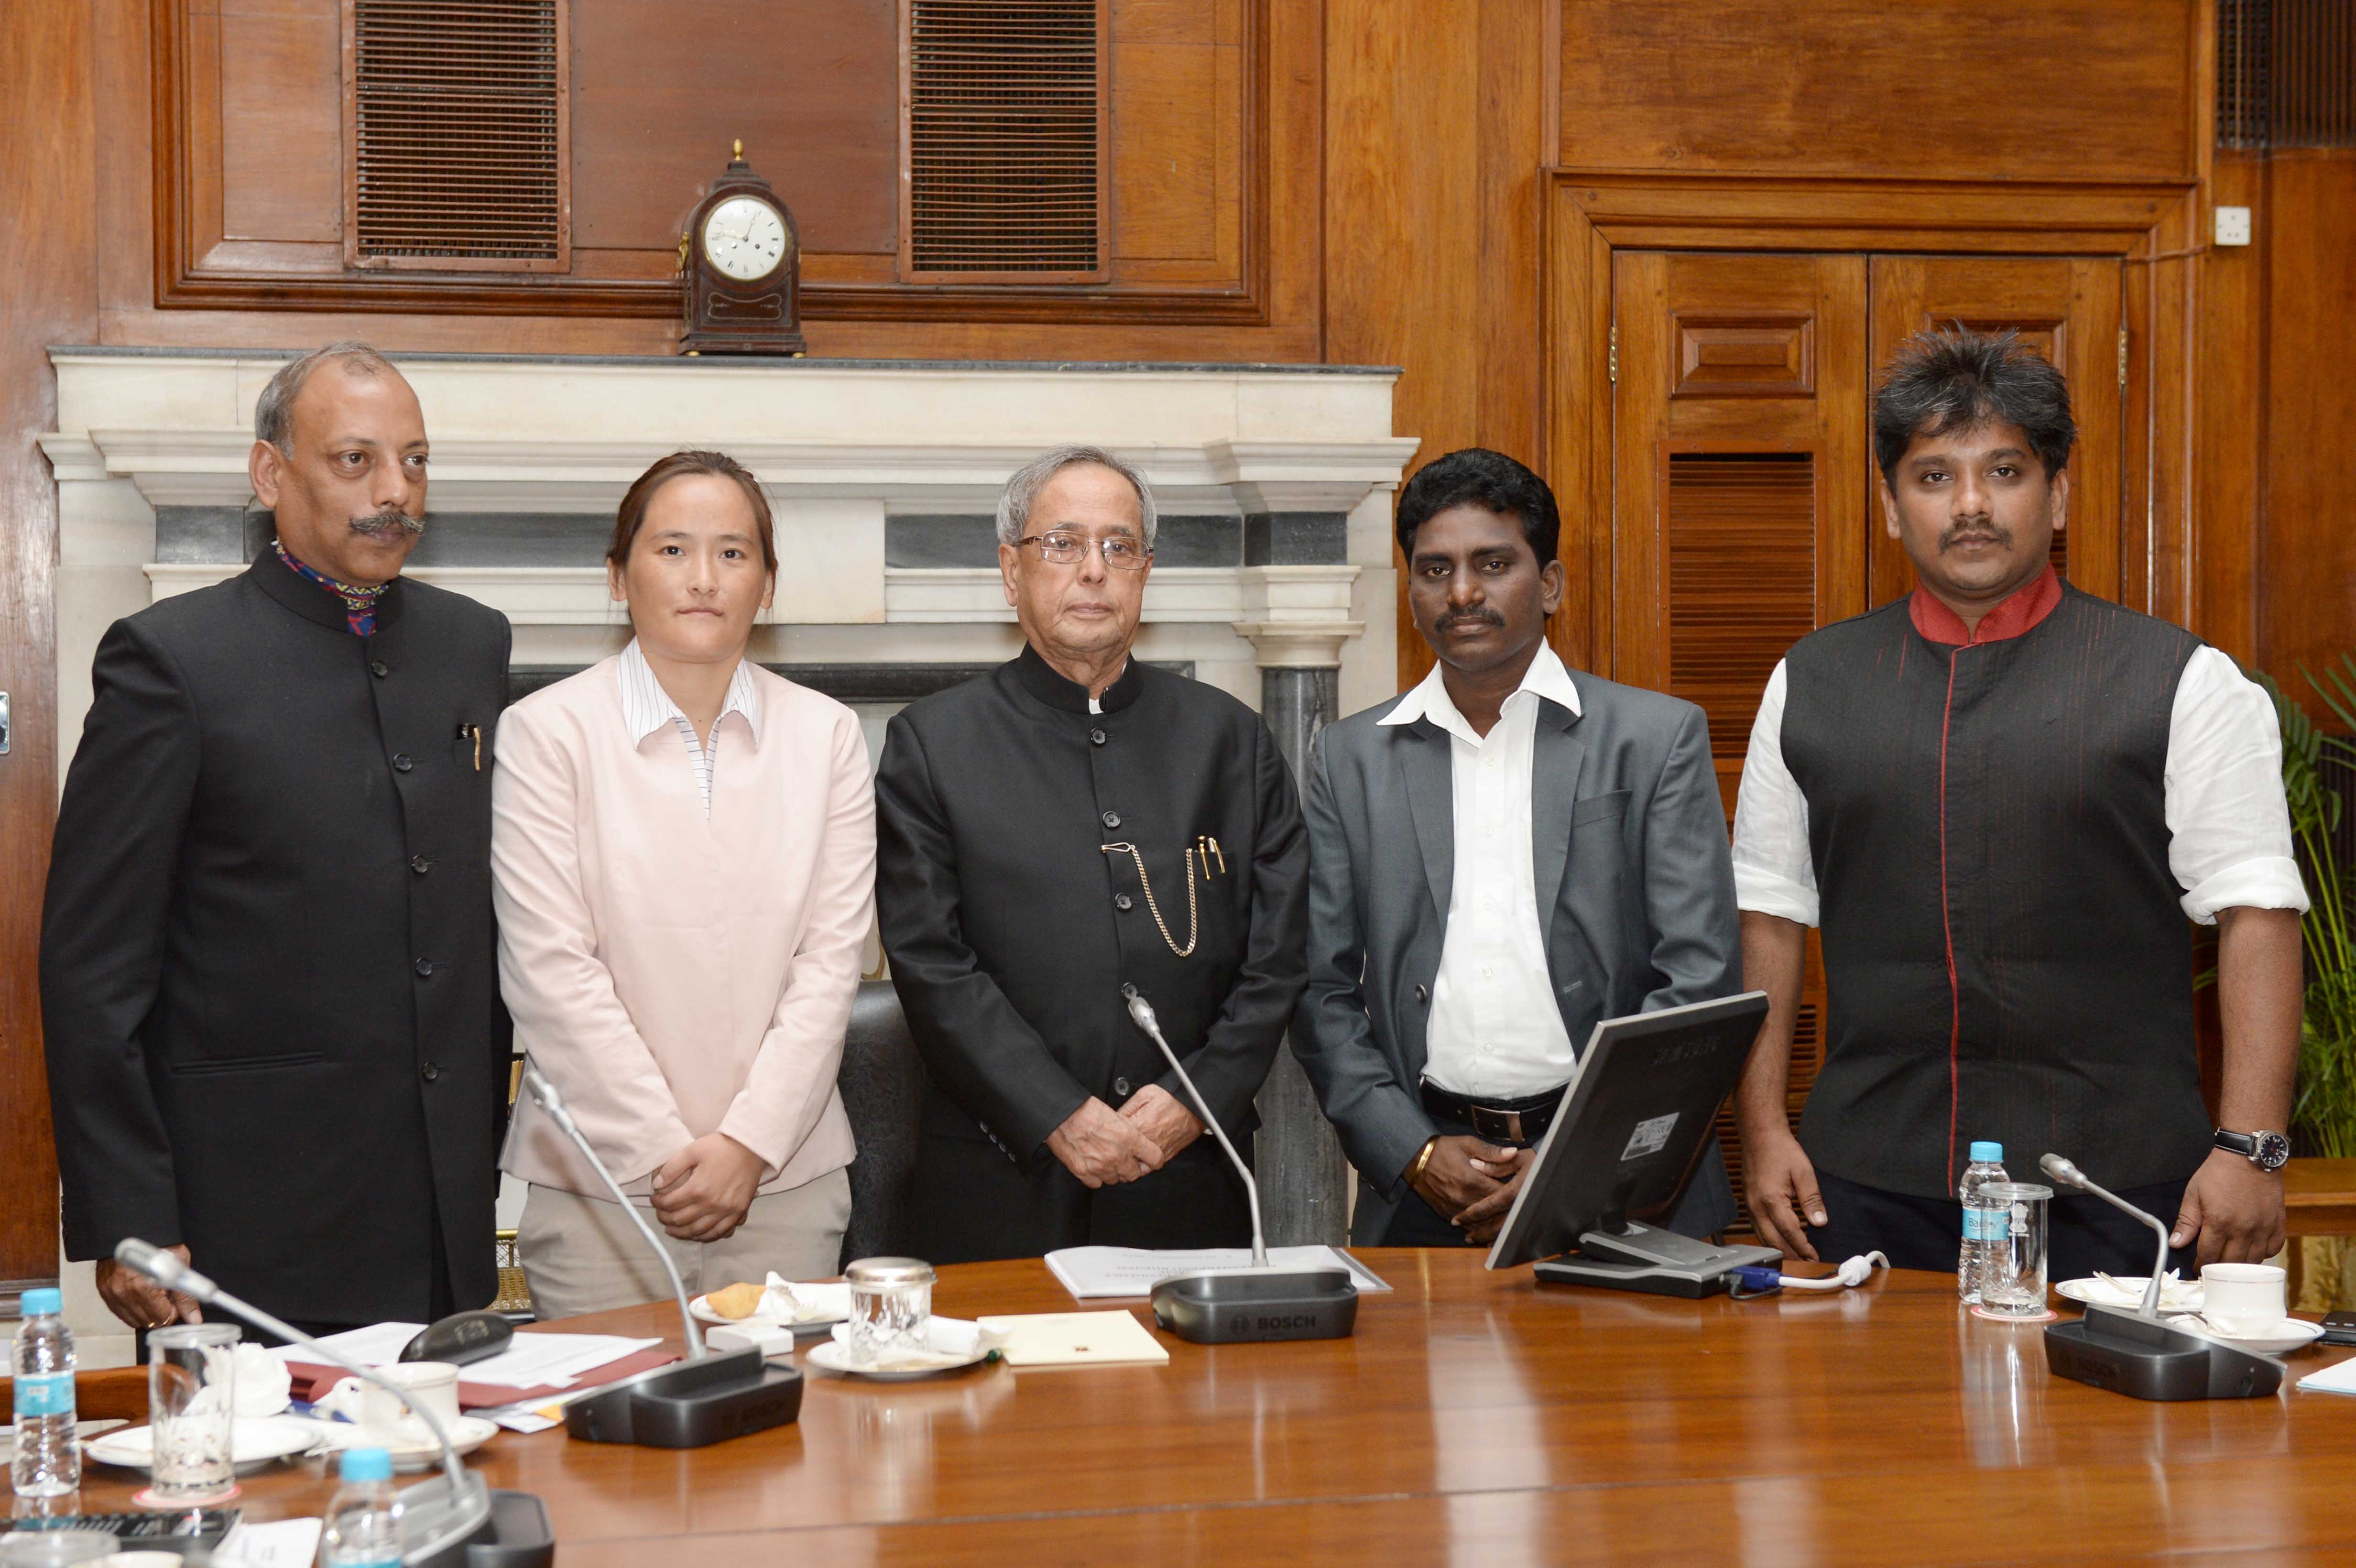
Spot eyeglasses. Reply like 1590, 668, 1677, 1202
1014, 532, 1153, 572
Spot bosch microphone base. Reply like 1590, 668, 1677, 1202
565, 1346, 804, 1448
409, 1489, 557, 1568
2043, 1304, 2283, 1401
1151, 1267, 1359, 1344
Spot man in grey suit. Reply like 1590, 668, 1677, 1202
1295, 448, 1741, 1246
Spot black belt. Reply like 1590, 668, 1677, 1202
1418, 1081, 1568, 1148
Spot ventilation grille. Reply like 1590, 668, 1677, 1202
2219, 0, 2355, 150
350, 0, 567, 268
905, 0, 1106, 279
1666, 453, 1817, 759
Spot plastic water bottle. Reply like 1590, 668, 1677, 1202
11, 1287, 80, 1498
319, 1447, 404, 1567
1958, 1141, 2010, 1304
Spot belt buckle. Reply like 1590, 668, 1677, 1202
1470, 1105, 1525, 1145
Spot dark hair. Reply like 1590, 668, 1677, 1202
1395, 447, 1560, 564
608, 450, 778, 574
1872, 326, 2075, 487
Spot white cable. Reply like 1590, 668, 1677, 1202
1777, 1251, 1889, 1290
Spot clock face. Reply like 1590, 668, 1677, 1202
701, 196, 789, 283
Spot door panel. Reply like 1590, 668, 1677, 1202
1866, 255, 2124, 606
1610, 250, 1868, 815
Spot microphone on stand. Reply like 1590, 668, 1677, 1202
520, 1066, 704, 1359
2029, 1153, 2280, 1403
112, 1239, 548, 1568
1121, 985, 1357, 1343
515, 1063, 802, 1447
2039, 1153, 2172, 1319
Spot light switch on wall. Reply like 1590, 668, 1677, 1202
2214, 206, 2254, 247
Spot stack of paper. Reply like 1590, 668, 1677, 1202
974, 1310, 1169, 1366
2295, 1355, 2356, 1395
272, 1322, 661, 1391
1044, 1245, 1390, 1300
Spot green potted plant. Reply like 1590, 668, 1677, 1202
2257, 657, 2356, 1311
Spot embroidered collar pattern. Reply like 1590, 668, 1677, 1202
274, 540, 390, 636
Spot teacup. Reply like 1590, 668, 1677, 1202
320, 1360, 460, 1445
2199, 1262, 2287, 1325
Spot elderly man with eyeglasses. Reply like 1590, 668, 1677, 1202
875, 445, 1309, 1263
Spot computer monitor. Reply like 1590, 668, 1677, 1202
1484, 991, 1784, 1296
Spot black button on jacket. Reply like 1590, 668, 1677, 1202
42, 558, 511, 1326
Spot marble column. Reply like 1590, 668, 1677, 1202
1237, 619, 1360, 1246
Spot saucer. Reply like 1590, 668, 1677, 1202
2182, 1317, 2327, 1356
86, 1416, 322, 1475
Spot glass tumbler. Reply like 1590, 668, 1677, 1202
146, 1323, 240, 1500
1974, 1182, 2053, 1318
843, 1257, 936, 1365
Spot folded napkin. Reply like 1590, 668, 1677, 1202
758, 1274, 852, 1324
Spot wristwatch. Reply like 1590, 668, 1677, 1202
2214, 1127, 2292, 1172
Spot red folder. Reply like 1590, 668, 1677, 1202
285, 1349, 679, 1411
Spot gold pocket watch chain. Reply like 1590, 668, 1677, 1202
1100, 841, 1199, 958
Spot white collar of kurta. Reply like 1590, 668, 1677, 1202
616, 639, 762, 746
1378, 640, 1581, 745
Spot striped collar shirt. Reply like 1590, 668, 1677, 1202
615, 640, 762, 817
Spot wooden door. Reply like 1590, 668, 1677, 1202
1866, 255, 2125, 606
1610, 251, 1869, 817
1610, 252, 1866, 1233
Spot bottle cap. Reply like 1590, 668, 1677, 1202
339, 1446, 394, 1483
18, 1287, 62, 1317
1969, 1141, 2004, 1163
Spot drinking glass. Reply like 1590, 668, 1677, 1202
1974, 1182, 2053, 1318
843, 1257, 935, 1364
146, 1323, 240, 1500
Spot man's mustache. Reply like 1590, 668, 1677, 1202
1440, 608, 1505, 632
1938, 520, 2011, 552
349, 509, 424, 540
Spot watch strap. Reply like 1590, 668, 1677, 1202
2213, 1128, 2259, 1157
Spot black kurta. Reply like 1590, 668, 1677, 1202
43, 558, 511, 1326
874, 647, 1309, 1263
1781, 580, 2206, 1199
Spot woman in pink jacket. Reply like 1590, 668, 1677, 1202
493, 450, 875, 1317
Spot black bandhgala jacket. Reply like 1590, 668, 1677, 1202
42, 557, 511, 1325
874, 647, 1309, 1259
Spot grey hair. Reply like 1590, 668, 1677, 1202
994, 445, 1157, 548
254, 341, 400, 452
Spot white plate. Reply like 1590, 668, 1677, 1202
805, 1339, 994, 1381
689, 1284, 851, 1330
85, 1416, 323, 1474
311, 1413, 501, 1472
2182, 1317, 2328, 1356
2055, 1276, 2206, 1314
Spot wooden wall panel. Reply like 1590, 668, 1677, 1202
0, 0, 95, 1286
1108, 0, 1241, 270
2259, 152, 2356, 684
218, 0, 339, 244
1325, 0, 1551, 692
569, 0, 899, 256
1559, 0, 2199, 184
2193, 151, 2265, 668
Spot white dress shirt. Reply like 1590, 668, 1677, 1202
1732, 646, 2308, 926
616, 639, 761, 818
1379, 643, 1582, 1099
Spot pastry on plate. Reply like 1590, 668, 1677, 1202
706, 1280, 766, 1319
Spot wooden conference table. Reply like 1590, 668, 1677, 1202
65, 1252, 2356, 1564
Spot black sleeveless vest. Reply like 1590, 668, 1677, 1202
1781, 582, 2208, 1198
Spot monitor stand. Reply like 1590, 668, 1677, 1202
1531, 1220, 1783, 1298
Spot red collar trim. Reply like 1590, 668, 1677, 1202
1909, 566, 2062, 647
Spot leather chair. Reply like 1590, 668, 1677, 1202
836, 980, 927, 1269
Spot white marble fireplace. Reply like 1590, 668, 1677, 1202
42, 348, 1416, 778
